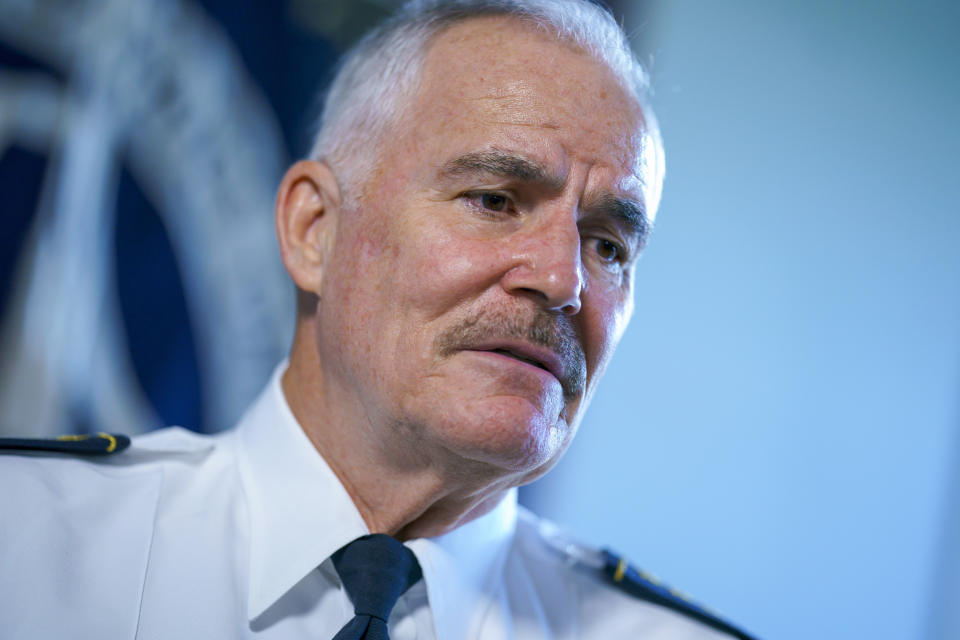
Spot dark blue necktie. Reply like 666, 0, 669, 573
331, 534, 423, 640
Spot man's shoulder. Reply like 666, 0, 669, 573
0, 427, 239, 638
0, 424, 224, 462
0, 426, 233, 507
512, 507, 758, 640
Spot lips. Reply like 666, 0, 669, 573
489, 348, 548, 371
468, 339, 566, 383
433, 309, 587, 399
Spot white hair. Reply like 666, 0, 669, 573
309, 0, 664, 212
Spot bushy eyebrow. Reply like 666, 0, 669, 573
441, 148, 650, 246
584, 192, 651, 247
439, 149, 565, 191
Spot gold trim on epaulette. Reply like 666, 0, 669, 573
613, 557, 628, 581
56, 432, 120, 452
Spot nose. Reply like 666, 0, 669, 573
501, 212, 584, 315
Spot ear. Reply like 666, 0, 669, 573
275, 160, 341, 296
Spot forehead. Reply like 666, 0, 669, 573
388, 16, 652, 202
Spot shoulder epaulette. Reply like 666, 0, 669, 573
0, 433, 131, 456
536, 519, 758, 639
599, 549, 758, 640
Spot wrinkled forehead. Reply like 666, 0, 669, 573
418, 16, 641, 119
395, 16, 660, 212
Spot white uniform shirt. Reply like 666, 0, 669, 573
0, 365, 743, 639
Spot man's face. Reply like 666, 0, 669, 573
316, 17, 656, 481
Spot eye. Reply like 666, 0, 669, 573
592, 238, 625, 264
483, 193, 510, 211
593, 238, 628, 266
462, 191, 515, 216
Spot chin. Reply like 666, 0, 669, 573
435, 395, 573, 474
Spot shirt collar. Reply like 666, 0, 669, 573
237, 363, 369, 620
236, 362, 519, 637
409, 490, 517, 640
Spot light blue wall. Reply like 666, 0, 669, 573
520, 2, 960, 639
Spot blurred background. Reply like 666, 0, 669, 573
1, 1, 957, 639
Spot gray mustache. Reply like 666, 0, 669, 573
434, 309, 587, 399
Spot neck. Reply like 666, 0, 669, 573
282, 325, 519, 540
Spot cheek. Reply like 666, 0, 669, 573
325, 234, 389, 314
318, 224, 399, 358
582, 283, 633, 376
394, 221, 504, 315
